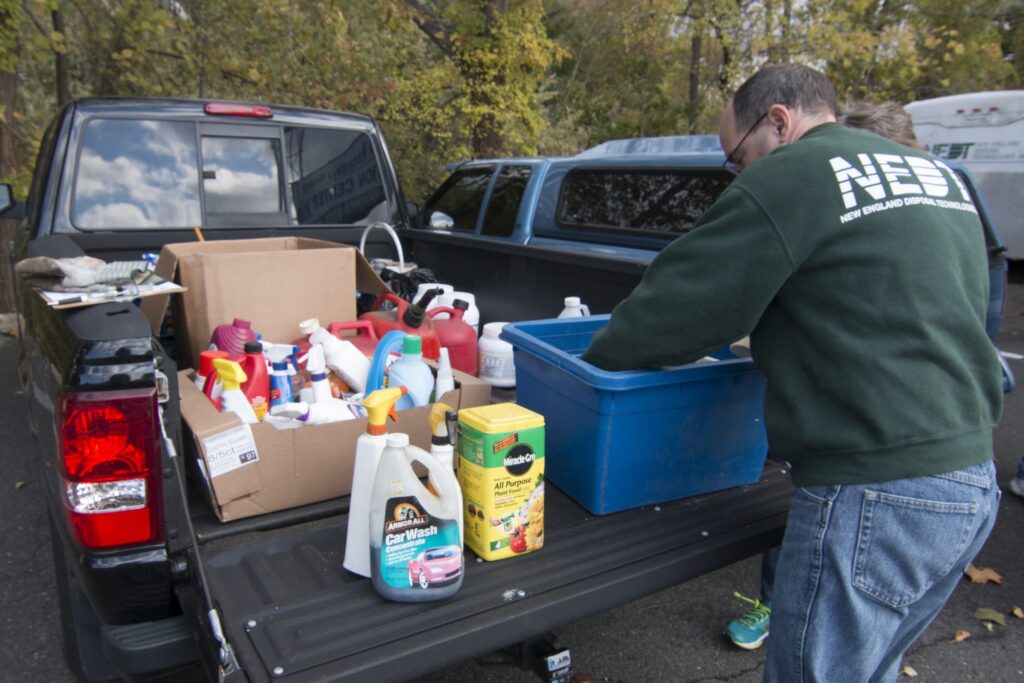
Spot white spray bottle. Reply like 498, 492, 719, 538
211, 358, 259, 424
427, 403, 458, 495
369, 433, 464, 602
300, 318, 370, 392
343, 386, 406, 578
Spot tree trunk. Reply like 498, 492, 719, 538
52, 8, 71, 106
688, 32, 702, 133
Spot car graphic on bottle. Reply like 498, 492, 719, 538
407, 546, 463, 589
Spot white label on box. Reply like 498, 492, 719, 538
202, 425, 260, 478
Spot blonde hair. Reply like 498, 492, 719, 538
839, 101, 924, 150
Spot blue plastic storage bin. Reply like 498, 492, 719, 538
501, 315, 768, 515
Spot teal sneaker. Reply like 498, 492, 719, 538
724, 592, 771, 650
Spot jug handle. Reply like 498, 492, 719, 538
427, 306, 457, 319
404, 445, 459, 502
581, 304, 590, 316
328, 320, 379, 340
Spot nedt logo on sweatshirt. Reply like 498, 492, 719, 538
829, 153, 978, 224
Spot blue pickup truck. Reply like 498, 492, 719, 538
404, 135, 1011, 350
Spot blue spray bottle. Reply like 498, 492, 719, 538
265, 343, 299, 409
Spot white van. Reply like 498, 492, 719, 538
906, 91, 1024, 259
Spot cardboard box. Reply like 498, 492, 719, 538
145, 237, 493, 521
179, 368, 491, 522
141, 237, 389, 370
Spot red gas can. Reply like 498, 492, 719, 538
429, 300, 478, 375
358, 290, 442, 361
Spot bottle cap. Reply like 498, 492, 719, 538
386, 432, 410, 448
402, 334, 422, 355
453, 299, 469, 311
244, 341, 262, 354
298, 318, 320, 336
482, 322, 507, 338
564, 296, 580, 306
198, 350, 229, 377
233, 318, 252, 329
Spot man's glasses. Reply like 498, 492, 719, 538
723, 111, 768, 173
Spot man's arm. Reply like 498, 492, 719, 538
581, 185, 794, 370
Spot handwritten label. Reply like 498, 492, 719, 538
202, 425, 259, 478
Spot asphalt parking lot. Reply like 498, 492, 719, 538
2, 271, 1023, 683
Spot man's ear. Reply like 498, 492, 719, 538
766, 103, 794, 143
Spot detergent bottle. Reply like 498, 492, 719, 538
344, 387, 406, 578
369, 432, 464, 602
359, 289, 442, 360
429, 300, 478, 375
240, 342, 269, 420
212, 358, 259, 424
387, 335, 434, 410
299, 318, 370, 392
209, 318, 258, 359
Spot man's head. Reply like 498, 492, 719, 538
719, 64, 838, 173
839, 100, 924, 150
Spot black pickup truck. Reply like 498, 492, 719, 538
11, 97, 802, 682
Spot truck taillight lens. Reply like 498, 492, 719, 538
59, 389, 163, 549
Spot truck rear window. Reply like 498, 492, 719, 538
556, 169, 732, 237
421, 166, 494, 231
72, 119, 202, 229
201, 136, 283, 214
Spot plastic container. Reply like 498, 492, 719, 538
429, 300, 478, 375
239, 341, 269, 420
458, 403, 544, 561
326, 320, 380, 357
418, 283, 454, 306
433, 348, 455, 401
500, 315, 768, 515
557, 296, 590, 318
387, 335, 435, 410
195, 349, 229, 394
299, 318, 370, 392
209, 317, 258, 359
450, 291, 479, 333
359, 291, 442, 360
478, 322, 515, 388
369, 433, 464, 602
212, 358, 259, 424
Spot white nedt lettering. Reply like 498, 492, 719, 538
933, 160, 973, 202
875, 154, 922, 196
830, 155, 886, 209
904, 157, 949, 198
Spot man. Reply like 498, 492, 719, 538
581, 64, 1002, 682
722, 98, 927, 652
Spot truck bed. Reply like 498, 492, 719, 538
190, 463, 791, 682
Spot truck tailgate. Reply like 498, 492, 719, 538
194, 464, 790, 682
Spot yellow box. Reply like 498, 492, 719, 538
458, 404, 545, 561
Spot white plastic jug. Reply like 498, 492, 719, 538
558, 296, 590, 318
478, 322, 515, 388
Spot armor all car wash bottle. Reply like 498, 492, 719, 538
369, 433, 464, 602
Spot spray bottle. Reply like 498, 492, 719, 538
212, 358, 259, 424
427, 403, 458, 495
344, 387, 406, 578
433, 348, 456, 402
369, 433, 464, 602
304, 344, 334, 404
269, 400, 360, 425
265, 343, 299, 409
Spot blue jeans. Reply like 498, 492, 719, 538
764, 460, 1000, 683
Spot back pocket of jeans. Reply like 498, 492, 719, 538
852, 490, 978, 608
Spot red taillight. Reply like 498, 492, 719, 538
59, 388, 163, 549
203, 102, 273, 118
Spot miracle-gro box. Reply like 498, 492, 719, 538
500, 316, 768, 515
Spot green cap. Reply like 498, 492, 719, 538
402, 334, 422, 355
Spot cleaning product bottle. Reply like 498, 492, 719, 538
387, 335, 435, 410
557, 296, 590, 318
344, 386, 406, 578
270, 400, 360, 424
304, 344, 334, 404
478, 322, 516, 388
427, 403, 458, 495
265, 343, 298, 409
359, 289, 442, 360
326, 320, 379, 357
369, 432, 464, 602
195, 350, 229, 406
239, 341, 269, 420
209, 318, 258, 359
299, 318, 370, 392
212, 358, 259, 424
433, 348, 456, 402
429, 300, 478, 375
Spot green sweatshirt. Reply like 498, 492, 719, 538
581, 123, 1003, 487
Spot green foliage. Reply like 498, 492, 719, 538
2, 0, 1020, 205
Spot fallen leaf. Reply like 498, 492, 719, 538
984, 621, 994, 632
953, 630, 971, 642
965, 564, 1003, 584
14, 481, 25, 490
974, 608, 1006, 626
1012, 606, 1024, 619
900, 665, 919, 677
